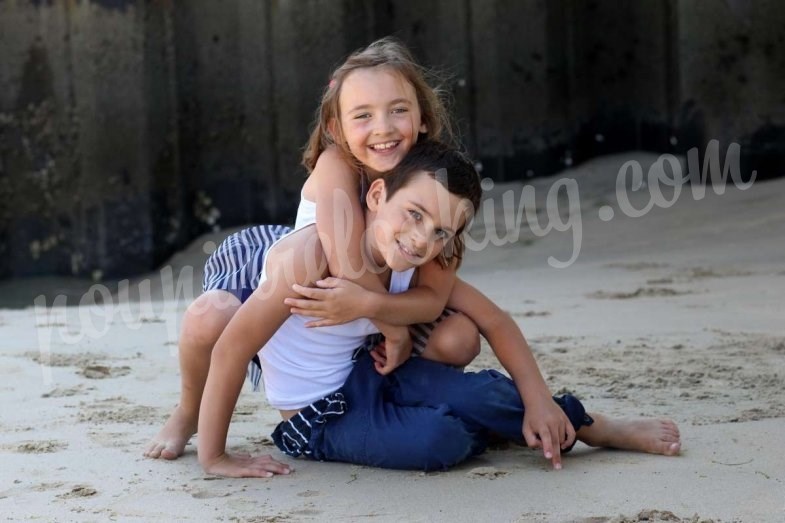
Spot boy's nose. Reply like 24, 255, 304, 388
409, 230, 428, 254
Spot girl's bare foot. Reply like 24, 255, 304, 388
577, 413, 681, 456
144, 406, 198, 460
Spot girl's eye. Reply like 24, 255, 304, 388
392, 107, 409, 114
408, 210, 422, 221
354, 113, 371, 120
435, 230, 449, 240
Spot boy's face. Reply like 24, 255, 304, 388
337, 67, 427, 177
366, 172, 471, 272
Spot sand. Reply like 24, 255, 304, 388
1, 152, 783, 522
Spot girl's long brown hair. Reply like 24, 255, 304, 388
302, 37, 455, 174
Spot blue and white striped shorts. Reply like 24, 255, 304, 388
202, 224, 293, 301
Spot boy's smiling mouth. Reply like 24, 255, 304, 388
396, 239, 422, 261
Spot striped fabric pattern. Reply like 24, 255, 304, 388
409, 308, 456, 355
202, 224, 292, 293
271, 392, 348, 457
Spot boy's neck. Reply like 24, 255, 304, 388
362, 209, 390, 277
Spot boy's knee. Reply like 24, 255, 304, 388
425, 313, 481, 367
416, 413, 476, 471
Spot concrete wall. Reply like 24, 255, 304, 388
1, 0, 783, 279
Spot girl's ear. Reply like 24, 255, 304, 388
366, 178, 387, 211
327, 118, 339, 141
419, 120, 428, 134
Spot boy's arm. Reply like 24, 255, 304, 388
197, 232, 323, 477
446, 278, 576, 471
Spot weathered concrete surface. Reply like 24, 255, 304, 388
1, 0, 783, 279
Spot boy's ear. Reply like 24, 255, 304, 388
366, 178, 386, 211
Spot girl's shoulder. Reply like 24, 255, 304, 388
303, 146, 361, 201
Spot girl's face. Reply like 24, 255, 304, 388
365, 173, 470, 272
337, 67, 427, 177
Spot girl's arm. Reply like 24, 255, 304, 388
304, 147, 453, 326
446, 278, 575, 471
287, 257, 456, 327
197, 230, 325, 477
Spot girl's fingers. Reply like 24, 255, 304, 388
284, 297, 319, 309
304, 319, 337, 328
315, 278, 339, 288
290, 284, 327, 299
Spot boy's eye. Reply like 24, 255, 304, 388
408, 209, 422, 221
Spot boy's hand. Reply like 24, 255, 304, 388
286, 278, 370, 327
202, 452, 292, 478
522, 396, 576, 471
370, 331, 412, 375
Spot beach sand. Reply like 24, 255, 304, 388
1, 152, 783, 522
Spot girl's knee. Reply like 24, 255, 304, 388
423, 313, 481, 367
181, 291, 241, 347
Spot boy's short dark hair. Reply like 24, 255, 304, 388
383, 141, 482, 268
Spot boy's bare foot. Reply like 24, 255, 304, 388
144, 406, 197, 460
577, 413, 681, 456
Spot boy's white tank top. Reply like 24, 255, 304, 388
258, 266, 414, 410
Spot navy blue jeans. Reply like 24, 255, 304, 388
279, 352, 592, 471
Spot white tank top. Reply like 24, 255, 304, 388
293, 192, 317, 230
258, 267, 415, 410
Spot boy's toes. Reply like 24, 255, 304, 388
663, 441, 681, 456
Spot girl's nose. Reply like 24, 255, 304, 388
373, 113, 394, 135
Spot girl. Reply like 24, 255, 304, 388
197, 142, 680, 477
146, 37, 482, 460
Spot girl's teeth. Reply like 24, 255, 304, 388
372, 142, 397, 150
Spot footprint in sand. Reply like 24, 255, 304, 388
587, 287, 691, 300
191, 489, 230, 499
466, 466, 509, 479
80, 365, 131, 379
296, 490, 321, 498
42, 384, 93, 398
26, 351, 104, 367
8, 440, 68, 453
511, 310, 552, 318
56, 485, 97, 499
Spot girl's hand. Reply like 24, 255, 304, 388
202, 452, 293, 478
521, 396, 576, 471
286, 278, 371, 327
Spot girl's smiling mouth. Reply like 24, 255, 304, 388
369, 140, 401, 152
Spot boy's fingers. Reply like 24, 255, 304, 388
562, 424, 576, 449
549, 434, 562, 470
369, 349, 386, 365
523, 427, 541, 449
